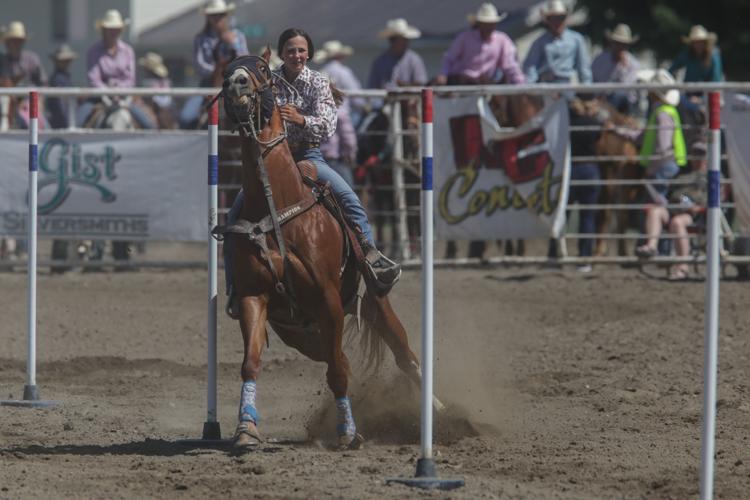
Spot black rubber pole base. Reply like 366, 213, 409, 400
0, 385, 61, 408
175, 421, 231, 448
386, 458, 465, 490
202, 421, 222, 440
23, 384, 39, 401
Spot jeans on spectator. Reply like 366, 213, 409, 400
179, 95, 205, 128
76, 99, 155, 129
650, 161, 680, 198
569, 163, 601, 257
224, 147, 373, 294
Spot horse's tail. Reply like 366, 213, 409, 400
343, 289, 386, 373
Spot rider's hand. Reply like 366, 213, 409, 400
280, 105, 305, 125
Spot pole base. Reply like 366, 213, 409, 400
175, 421, 231, 448
0, 385, 61, 408
386, 458, 465, 491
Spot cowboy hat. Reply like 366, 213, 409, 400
96, 9, 129, 30
541, 0, 568, 17
682, 25, 717, 44
138, 52, 169, 78
313, 40, 354, 63
202, 0, 236, 15
3, 21, 28, 40
650, 69, 680, 106
377, 18, 421, 39
468, 3, 507, 24
605, 24, 639, 45
49, 44, 77, 61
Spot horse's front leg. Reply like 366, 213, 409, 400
233, 294, 268, 451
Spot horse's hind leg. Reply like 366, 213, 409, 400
233, 294, 268, 450
365, 294, 445, 412
317, 286, 362, 449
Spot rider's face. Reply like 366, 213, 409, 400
282, 36, 308, 76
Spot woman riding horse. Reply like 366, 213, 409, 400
225, 28, 401, 316
220, 30, 433, 451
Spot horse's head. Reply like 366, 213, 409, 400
222, 52, 276, 134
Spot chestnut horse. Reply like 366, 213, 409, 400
220, 53, 436, 451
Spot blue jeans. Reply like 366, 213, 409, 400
179, 95, 204, 128
651, 161, 680, 197
569, 163, 601, 257
76, 100, 155, 129
224, 147, 373, 294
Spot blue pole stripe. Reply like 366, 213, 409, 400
28, 144, 38, 172
708, 170, 720, 209
208, 155, 218, 186
422, 157, 433, 191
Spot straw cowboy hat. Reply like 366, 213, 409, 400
541, 0, 569, 17
202, 0, 236, 15
468, 3, 508, 24
650, 69, 680, 106
313, 40, 354, 64
3, 21, 28, 40
138, 52, 169, 78
682, 25, 717, 44
605, 24, 639, 45
49, 44, 78, 61
377, 18, 421, 39
96, 9, 129, 30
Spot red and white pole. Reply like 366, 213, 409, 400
24, 91, 39, 401
700, 91, 722, 500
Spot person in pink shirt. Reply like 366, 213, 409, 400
435, 3, 524, 85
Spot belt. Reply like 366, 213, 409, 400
289, 141, 320, 153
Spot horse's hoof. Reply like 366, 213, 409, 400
338, 433, 365, 451
232, 421, 262, 452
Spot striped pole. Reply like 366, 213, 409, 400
700, 91, 722, 500
419, 88, 434, 466
24, 91, 39, 401
203, 99, 221, 440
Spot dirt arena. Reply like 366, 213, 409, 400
2, 247, 750, 499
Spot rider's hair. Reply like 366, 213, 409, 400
277, 28, 315, 61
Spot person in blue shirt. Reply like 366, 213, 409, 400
668, 25, 723, 83
523, 0, 592, 85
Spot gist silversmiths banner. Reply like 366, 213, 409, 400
0, 131, 208, 241
434, 96, 571, 239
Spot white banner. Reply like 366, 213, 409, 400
721, 93, 750, 234
0, 131, 208, 241
434, 97, 570, 239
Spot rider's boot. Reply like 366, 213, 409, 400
357, 233, 401, 296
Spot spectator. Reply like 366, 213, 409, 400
1, 21, 48, 128
77, 9, 155, 129
138, 52, 174, 128
614, 70, 686, 198
368, 18, 427, 89
591, 24, 640, 114
321, 102, 358, 188
635, 142, 718, 280
669, 25, 723, 83
0, 21, 47, 86
435, 3, 524, 85
315, 40, 366, 126
46, 44, 77, 129
179, 0, 249, 128
523, 0, 592, 85
568, 94, 603, 272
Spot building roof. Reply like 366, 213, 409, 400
137, 0, 544, 48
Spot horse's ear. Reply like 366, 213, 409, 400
261, 45, 272, 64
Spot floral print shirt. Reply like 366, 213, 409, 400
273, 65, 337, 146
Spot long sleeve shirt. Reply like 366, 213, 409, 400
523, 29, 592, 84
273, 65, 337, 145
320, 59, 366, 112
320, 104, 357, 161
668, 47, 723, 82
440, 29, 524, 84
0, 50, 47, 86
367, 49, 427, 89
193, 28, 249, 84
86, 39, 135, 88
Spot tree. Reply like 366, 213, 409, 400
576, 0, 750, 79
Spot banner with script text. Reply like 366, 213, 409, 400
721, 92, 750, 235
0, 131, 208, 241
434, 96, 570, 239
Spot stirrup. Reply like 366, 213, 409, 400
364, 250, 401, 296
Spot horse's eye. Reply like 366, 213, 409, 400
237, 76, 248, 85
